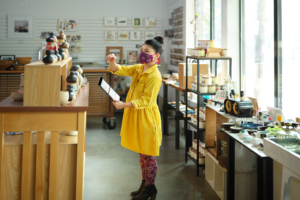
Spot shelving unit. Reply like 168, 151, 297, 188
184, 56, 232, 176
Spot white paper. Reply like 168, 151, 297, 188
184, 64, 193, 77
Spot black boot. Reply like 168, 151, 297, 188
131, 180, 145, 196
131, 184, 157, 200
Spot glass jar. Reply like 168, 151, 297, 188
209, 40, 216, 48
172, 73, 178, 80
208, 85, 216, 93
200, 84, 208, 93
203, 76, 212, 85
211, 76, 218, 85
199, 49, 205, 57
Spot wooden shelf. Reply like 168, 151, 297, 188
162, 78, 186, 92
186, 56, 232, 60
187, 152, 205, 167
0, 70, 24, 74
187, 89, 216, 96
207, 147, 217, 158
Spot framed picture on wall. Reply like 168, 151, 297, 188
145, 32, 156, 40
7, 15, 35, 38
106, 47, 123, 64
0, 55, 15, 60
104, 17, 115, 26
117, 17, 128, 27
105, 30, 116, 40
127, 50, 139, 64
132, 18, 143, 27
145, 17, 156, 27
58, 19, 78, 32
130, 31, 141, 40
118, 31, 129, 40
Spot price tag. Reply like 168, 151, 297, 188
146, 28, 151, 30
134, 27, 139, 30
105, 41, 110, 43
104, 26, 109, 28
118, 41, 122, 44
117, 27, 122, 29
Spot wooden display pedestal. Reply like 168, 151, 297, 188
24, 58, 72, 107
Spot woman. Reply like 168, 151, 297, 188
106, 36, 164, 200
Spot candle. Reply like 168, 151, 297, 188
209, 40, 215, 48
199, 49, 205, 57
208, 85, 216, 93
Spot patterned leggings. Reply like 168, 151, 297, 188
139, 153, 157, 186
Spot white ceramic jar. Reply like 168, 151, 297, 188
203, 76, 212, 85
208, 85, 216, 93
200, 84, 208, 93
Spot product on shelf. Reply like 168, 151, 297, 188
59, 42, 70, 58
57, 30, 66, 47
66, 71, 79, 94
66, 85, 76, 102
58, 48, 67, 60
55, 50, 62, 62
208, 85, 216, 93
45, 32, 58, 51
199, 84, 208, 93
42, 50, 57, 64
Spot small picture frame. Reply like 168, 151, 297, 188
132, 18, 143, 27
117, 17, 128, 27
8, 15, 35, 38
0, 55, 15, 60
130, 31, 141, 40
127, 50, 139, 64
104, 17, 115, 26
145, 32, 156, 40
105, 30, 116, 40
118, 31, 129, 40
106, 46, 123, 64
145, 17, 156, 27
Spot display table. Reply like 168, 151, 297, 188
205, 105, 273, 200
0, 83, 89, 200
162, 78, 186, 149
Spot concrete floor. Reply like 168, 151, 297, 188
83, 113, 220, 200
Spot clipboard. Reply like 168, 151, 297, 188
98, 76, 121, 101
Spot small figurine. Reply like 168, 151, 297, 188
58, 48, 67, 60
56, 30, 66, 47
55, 50, 62, 62
59, 42, 70, 58
42, 50, 57, 64
45, 32, 57, 52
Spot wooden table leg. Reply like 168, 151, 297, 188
21, 131, 32, 200
35, 131, 46, 200
49, 131, 59, 200
0, 113, 4, 198
76, 112, 86, 200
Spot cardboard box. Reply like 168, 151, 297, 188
179, 63, 209, 89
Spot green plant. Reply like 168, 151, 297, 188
267, 126, 282, 135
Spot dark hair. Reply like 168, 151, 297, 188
144, 36, 164, 55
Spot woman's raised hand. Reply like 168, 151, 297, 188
106, 54, 116, 64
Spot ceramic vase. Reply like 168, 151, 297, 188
58, 48, 67, 60
59, 42, 69, 58
60, 91, 69, 105
55, 50, 62, 62
42, 50, 57, 64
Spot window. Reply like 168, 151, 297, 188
241, 0, 274, 111
195, 0, 210, 41
280, 1, 300, 120
214, 0, 222, 48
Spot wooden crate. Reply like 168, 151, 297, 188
23, 58, 72, 107
84, 73, 111, 116
0, 73, 21, 102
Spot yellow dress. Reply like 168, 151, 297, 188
110, 64, 162, 156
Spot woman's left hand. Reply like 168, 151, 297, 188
112, 100, 124, 109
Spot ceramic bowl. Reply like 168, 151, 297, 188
242, 123, 263, 130
239, 132, 249, 139
258, 126, 268, 131
11, 91, 23, 101
257, 143, 264, 151
252, 138, 263, 147
163, 74, 171, 79
257, 131, 268, 139
60, 91, 69, 105
223, 123, 235, 131
230, 126, 243, 133
246, 129, 257, 135
243, 136, 253, 143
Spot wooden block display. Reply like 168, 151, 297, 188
24, 58, 72, 107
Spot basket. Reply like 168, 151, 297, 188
0, 60, 16, 71
16, 57, 32, 65
12, 64, 25, 71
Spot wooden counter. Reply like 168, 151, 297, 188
0, 83, 89, 200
